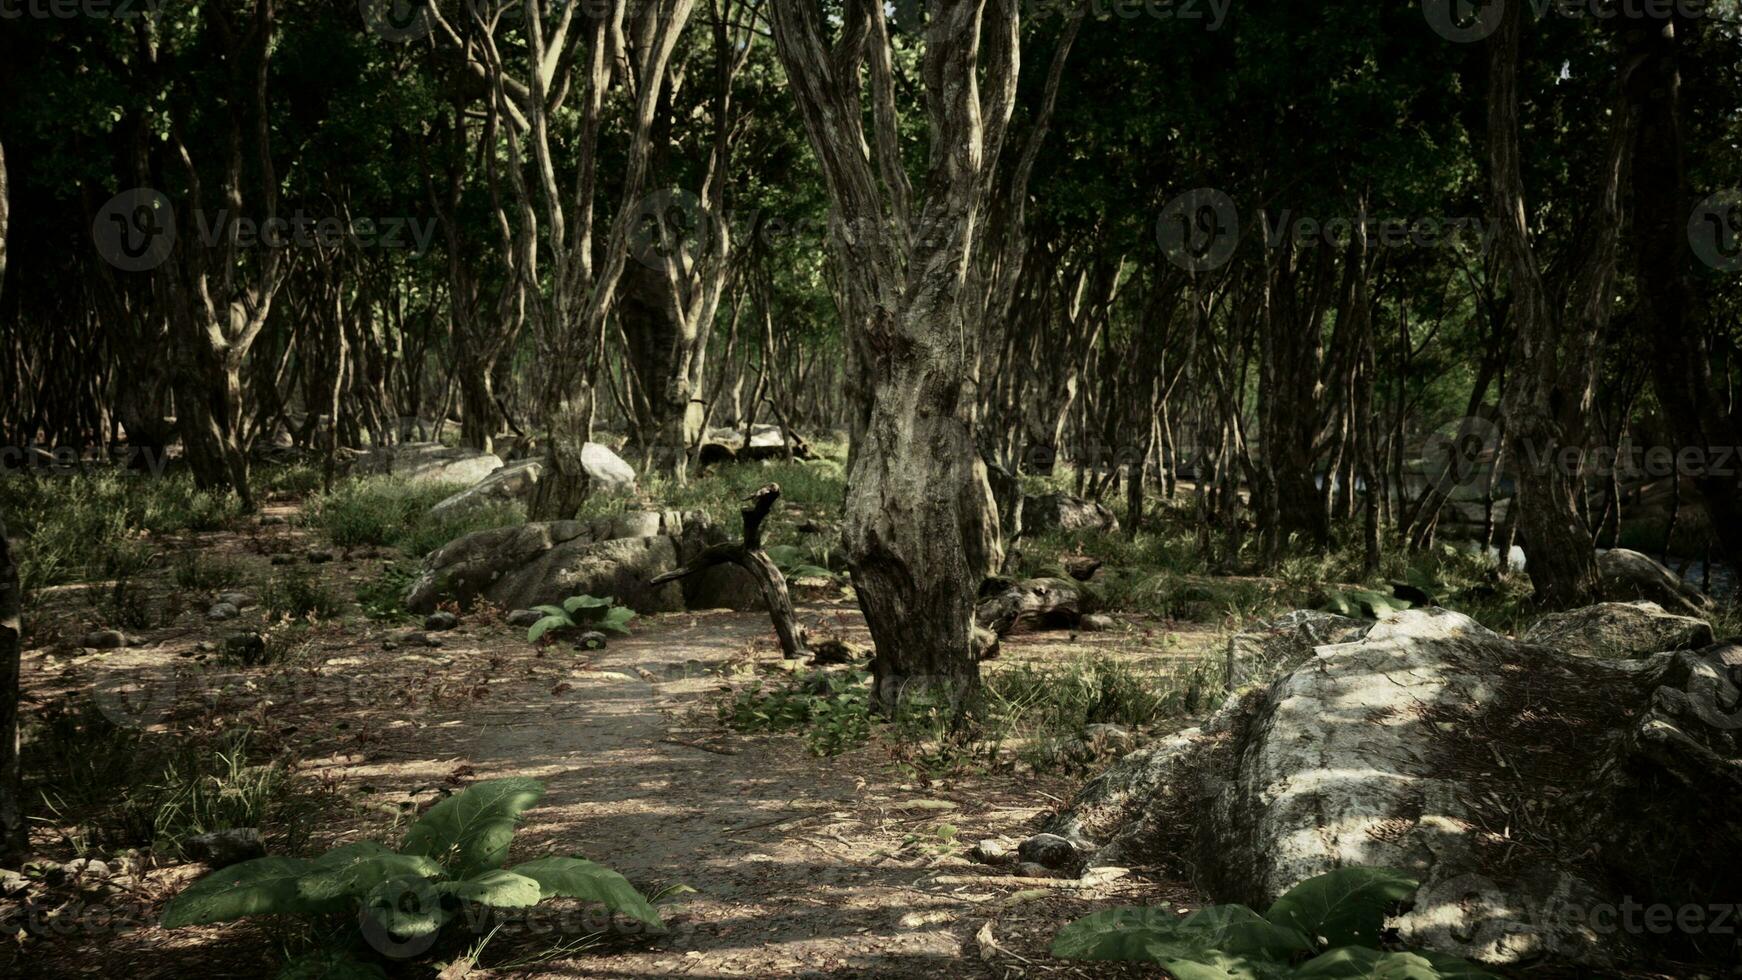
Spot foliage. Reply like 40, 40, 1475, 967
307, 476, 523, 556
722, 669, 873, 757
1053, 867, 1497, 978
355, 562, 419, 622
160, 778, 664, 977
262, 568, 344, 622
764, 544, 834, 580
173, 552, 249, 591
526, 594, 637, 648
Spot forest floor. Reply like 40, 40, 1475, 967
6, 498, 1225, 978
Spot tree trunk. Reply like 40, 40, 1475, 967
0, 140, 23, 865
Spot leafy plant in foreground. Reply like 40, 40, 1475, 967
161, 777, 663, 977
526, 594, 636, 648
1053, 866, 1497, 978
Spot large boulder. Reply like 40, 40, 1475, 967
429, 458, 544, 516
1596, 548, 1712, 617
1021, 493, 1119, 535
1222, 608, 1372, 691
1521, 600, 1713, 659
355, 442, 503, 485
405, 511, 698, 614
1044, 606, 1742, 972
581, 442, 637, 492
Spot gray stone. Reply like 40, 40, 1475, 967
1017, 833, 1084, 872
429, 458, 544, 516
1046, 605, 1742, 972
217, 592, 254, 609
1522, 600, 1713, 659
581, 442, 637, 492
355, 442, 505, 486
206, 602, 240, 622
423, 611, 459, 632
1021, 493, 1119, 534
505, 609, 543, 628
1015, 862, 1057, 879
401, 631, 443, 648
82, 629, 126, 649
223, 632, 267, 664
1079, 613, 1116, 632
1223, 608, 1372, 691
404, 511, 722, 615
970, 838, 1016, 865
183, 828, 267, 868
1597, 548, 1713, 617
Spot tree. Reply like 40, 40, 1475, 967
768, 0, 1081, 711
1486, 3, 1634, 608
0, 136, 22, 864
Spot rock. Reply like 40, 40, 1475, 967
1078, 613, 1116, 632
1021, 493, 1119, 535
404, 511, 726, 615
183, 828, 267, 868
62, 857, 110, 881
1597, 548, 1713, 617
1522, 600, 1713, 659
217, 591, 254, 609
401, 631, 443, 648
1044, 605, 1742, 972
355, 442, 505, 486
1082, 723, 1135, 754
970, 838, 1016, 865
975, 577, 1096, 635
1063, 555, 1104, 581
581, 442, 637, 492
428, 457, 544, 516
1015, 862, 1058, 879
306, 550, 334, 564
423, 611, 459, 632
1017, 833, 1084, 872
575, 631, 608, 650
504, 609, 543, 628
223, 632, 267, 664
82, 629, 126, 649
680, 563, 766, 612
1223, 609, 1372, 691
808, 638, 860, 665
206, 602, 240, 622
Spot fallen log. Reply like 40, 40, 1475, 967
649, 483, 807, 660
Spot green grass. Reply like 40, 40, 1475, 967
306, 475, 525, 555
356, 562, 419, 621
261, 567, 344, 622
0, 469, 242, 591
172, 552, 249, 591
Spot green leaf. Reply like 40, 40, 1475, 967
361, 873, 451, 938
401, 777, 546, 878
596, 606, 637, 635
276, 948, 390, 980
441, 869, 543, 908
527, 614, 571, 644
531, 604, 569, 618
161, 856, 321, 927
789, 564, 833, 580
562, 594, 613, 613
1180, 904, 1313, 959
1293, 947, 1496, 978
1264, 867, 1419, 951
1051, 906, 1187, 961
296, 851, 446, 904
509, 856, 665, 929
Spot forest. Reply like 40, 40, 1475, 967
0, 0, 1740, 976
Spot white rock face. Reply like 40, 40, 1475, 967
429, 458, 544, 516
580, 441, 636, 491
1046, 605, 1742, 972
356, 442, 503, 486
1521, 599, 1712, 658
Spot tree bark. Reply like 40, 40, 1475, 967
0, 139, 23, 865
649, 483, 807, 660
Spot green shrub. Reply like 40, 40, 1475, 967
1053, 866, 1496, 977
307, 476, 523, 555
526, 594, 636, 648
356, 562, 419, 621
262, 568, 344, 622
722, 669, 872, 757
161, 778, 664, 977
173, 552, 249, 591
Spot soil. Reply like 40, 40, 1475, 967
3, 506, 1221, 978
